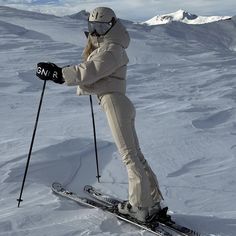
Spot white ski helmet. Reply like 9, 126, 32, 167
88, 7, 117, 36
89, 7, 117, 23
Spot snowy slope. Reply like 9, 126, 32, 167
1, 6, 236, 236
143, 9, 231, 25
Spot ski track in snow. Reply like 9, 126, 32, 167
0, 6, 236, 236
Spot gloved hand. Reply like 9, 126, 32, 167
36, 62, 64, 84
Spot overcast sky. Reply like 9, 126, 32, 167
0, 0, 235, 21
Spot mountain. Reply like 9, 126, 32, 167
67, 10, 90, 20
0, 6, 236, 236
143, 9, 231, 25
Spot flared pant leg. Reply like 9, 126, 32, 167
100, 93, 163, 207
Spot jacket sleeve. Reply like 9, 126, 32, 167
62, 50, 119, 86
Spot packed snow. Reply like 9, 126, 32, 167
143, 9, 231, 25
0, 6, 236, 236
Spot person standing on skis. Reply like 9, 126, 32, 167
36, 7, 164, 222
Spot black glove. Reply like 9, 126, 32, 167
36, 62, 65, 84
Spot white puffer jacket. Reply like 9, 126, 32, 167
62, 19, 130, 96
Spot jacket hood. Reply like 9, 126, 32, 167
90, 19, 130, 49
103, 19, 130, 48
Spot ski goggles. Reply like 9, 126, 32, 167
88, 21, 113, 36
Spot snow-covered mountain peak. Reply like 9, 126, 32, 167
143, 9, 231, 25
171, 9, 198, 20
67, 10, 89, 20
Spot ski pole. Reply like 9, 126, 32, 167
89, 95, 101, 183
17, 80, 47, 207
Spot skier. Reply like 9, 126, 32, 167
36, 7, 164, 222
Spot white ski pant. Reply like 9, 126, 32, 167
100, 92, 163, 208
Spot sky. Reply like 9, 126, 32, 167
0, 0, 235, 21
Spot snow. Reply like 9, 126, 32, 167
1, 6, 236, 236
143, 9, 232, 25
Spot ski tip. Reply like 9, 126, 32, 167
84, 185, 93, 192
52, 182, 63, 190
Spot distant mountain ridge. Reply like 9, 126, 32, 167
68, 10, 89, 20
143, 9, 231, 25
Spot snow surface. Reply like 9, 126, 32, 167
143, 9, 231, 25
1, 6, 236, 236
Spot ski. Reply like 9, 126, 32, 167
51, 182, 176, 236
84, 185, 200, 236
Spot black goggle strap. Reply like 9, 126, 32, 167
84, 31, 89, 38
